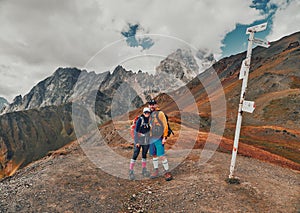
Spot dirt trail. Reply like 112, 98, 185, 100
0, 141, 299, 212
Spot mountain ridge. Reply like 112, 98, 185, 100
2, 48, 204, 115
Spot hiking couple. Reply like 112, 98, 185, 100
129, 99, 173, 181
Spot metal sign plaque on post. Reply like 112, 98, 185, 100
246, 22, 267, 34
228, 22, 270, 181
242, 100, 255, 113
253, 38, 270, 48
239, 59, 250, 80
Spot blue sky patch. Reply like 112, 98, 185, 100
221, 0, 283, 57
121, 23, 154, 50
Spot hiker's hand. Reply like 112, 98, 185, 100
136, 143, 140, 148
162, 137, 167, 145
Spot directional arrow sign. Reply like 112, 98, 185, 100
239, 59, 250, 79
242, 100, 255, 113
246, 22, 267, 34
253, 38, 270, 48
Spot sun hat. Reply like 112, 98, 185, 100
143, 107, 151, 113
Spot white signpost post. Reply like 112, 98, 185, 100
228, 22, 270, 180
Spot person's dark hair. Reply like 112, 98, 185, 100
148, 99, 157, 105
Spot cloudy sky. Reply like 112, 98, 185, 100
0, 0, 299, 102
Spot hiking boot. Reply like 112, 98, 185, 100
164, 172, 173, 181
150, 169, 159, 179
142, 168, 150, 177
129, 170, 135, 180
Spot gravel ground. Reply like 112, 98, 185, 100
0, 141, 299, 212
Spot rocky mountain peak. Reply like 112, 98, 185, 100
113, 65, 128, 74
0, 97, 9, 111
53, 67, 82, 79
155, 48, 200, 83
12, 95, 22, 104
170, 49, 199, 71
111, 65, 135, 79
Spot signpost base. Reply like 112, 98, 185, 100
225, 177, 241, 185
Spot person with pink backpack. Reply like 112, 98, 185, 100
129, 107, 151, 180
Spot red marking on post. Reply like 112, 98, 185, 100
233, 147, 237, 152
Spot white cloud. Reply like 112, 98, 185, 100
100, 0, 263, 53
267, 0, 300, 41
0, 0, 265, 101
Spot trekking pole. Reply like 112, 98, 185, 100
228, 22, 270, 181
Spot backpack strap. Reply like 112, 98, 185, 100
139, 116, 144, 131
140, 116, 144, 126
154, 110, 174, 137
136, 115, 144, 133
134, 116, 141, 143
155, 111, 163, 127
